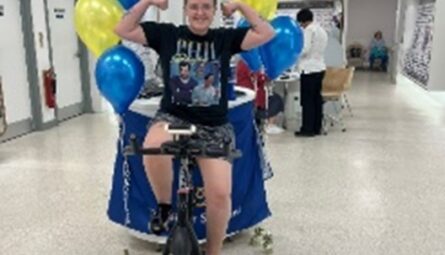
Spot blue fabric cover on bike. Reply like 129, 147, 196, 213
107, 101, 272, 240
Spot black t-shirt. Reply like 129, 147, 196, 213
141, 22, 248, 126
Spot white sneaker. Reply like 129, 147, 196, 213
266, 125, 284, 135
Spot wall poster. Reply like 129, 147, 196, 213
402, 0, 436, 87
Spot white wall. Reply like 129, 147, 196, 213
396, 0, 445, 92
0, 0, 32, 124
346, 0, 398, 47
89, 54, 109, 113
400, 0, 418, 55
395, 0, 445, 105
428, 0, 445, 91
159, 2, 184, 25
30, 0, 56, 123
342, 0, 348, 46
393, 0, 416, 84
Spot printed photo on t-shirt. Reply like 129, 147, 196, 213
169, 42, 221, 107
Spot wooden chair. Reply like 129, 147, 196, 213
321, 67, 355, 134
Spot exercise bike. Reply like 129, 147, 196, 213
124, 123, 241, 255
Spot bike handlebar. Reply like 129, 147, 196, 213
124, 134, 242, 160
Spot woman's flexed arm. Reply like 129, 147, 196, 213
114, 0, 168, 45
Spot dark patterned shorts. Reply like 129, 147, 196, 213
149, 111, 236, 163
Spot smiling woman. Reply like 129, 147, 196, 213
113, 0, 274, 253
183, 0, 217, 36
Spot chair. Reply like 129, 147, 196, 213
346, 43, 366, 69
321, 67, 355, 134
341, 69, 354, 117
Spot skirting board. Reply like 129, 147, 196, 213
0, 118, 32, 143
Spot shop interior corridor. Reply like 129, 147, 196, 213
1, 72, 445, 255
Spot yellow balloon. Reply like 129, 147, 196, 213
74, 0, 124, 57
239, 0, 278, 20
262, 1, 278, 20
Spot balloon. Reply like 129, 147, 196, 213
118, 0, 139, 10
239, 0, 278, 20
259, 16, 304, 80
237, 19, 262, 72
75, 0, 124, 57
95, 46, 145, 114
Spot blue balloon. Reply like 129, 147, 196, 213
95, 45, 145, 114
237, 19, 262, 72
118, 0, 139, 10
259, 16, 304, 80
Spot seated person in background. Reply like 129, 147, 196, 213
369, 31, 389, 71
236, 60, 284, 134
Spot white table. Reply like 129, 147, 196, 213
272, 72, 300, 129
109, 85, 272, 243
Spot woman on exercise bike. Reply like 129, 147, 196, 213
114, 0, 274, 254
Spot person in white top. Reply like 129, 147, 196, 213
295, 8, 328, 137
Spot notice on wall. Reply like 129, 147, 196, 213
0, 5, 4, 17
402, 1, 436, 87
54, 8, 65, 19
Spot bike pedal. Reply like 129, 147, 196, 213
149, 216, 173, 235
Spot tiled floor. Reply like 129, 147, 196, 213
1, 72, 445, 255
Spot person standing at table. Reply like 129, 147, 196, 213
114, 0, 275, 254
295, 8, 328, 137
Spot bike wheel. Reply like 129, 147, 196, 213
169, 227, 193, 255
186, 223, 202, 255
190, 237, 202, 255
162, 236, 172, 255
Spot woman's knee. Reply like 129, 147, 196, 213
205, 187, 231, 209
198, 159, 232, 207
144, 122, 171, 148
204, 177, 232, 207
143, 122, 172, 168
